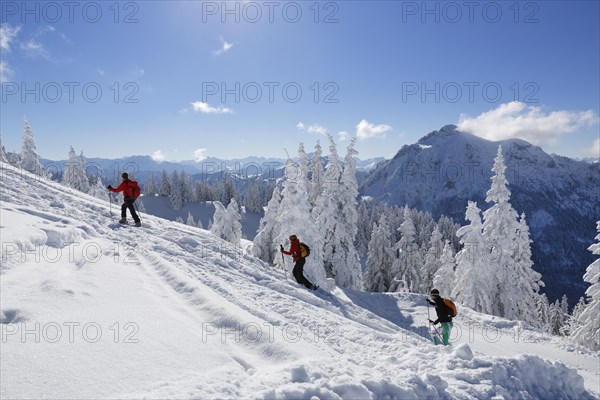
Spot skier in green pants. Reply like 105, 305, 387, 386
427, 288, 453, 345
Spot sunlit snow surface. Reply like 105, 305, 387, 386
1, 163, 597, 399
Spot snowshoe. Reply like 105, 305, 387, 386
119, 219, 127, 224
134, 221, 142, 227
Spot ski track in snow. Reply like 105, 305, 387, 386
0, 163, 598, 399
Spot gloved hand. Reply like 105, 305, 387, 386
429, 319, 436, 325
107, 185, 113, 190
280, 245, 284, 252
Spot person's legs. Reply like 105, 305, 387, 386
125, 199, 140, 223
441, 322, 453, 345
296, 258, 315, 288
292, 260, 303, 284
120, 203, 128, 222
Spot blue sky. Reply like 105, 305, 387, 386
1, 1, 598, 161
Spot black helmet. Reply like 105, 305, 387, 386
430, 288, 440, 296
122, 172, 129, 179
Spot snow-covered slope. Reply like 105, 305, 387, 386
360, 125, 600, 304
1, 163, 597, 399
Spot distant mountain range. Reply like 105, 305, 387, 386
360, 125, 600, 304
41, 155, 384, 183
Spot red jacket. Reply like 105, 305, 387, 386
282, 239, 301, 262
109, 179, 137, 200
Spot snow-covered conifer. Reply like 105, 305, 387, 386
21, 117, 45, 176
365, 213, 393, 292
159, 169, 171, 196
433, 241, 455, 296
390, 206, 422, 293
572, 220, 600, 350
452, 202, 494, 314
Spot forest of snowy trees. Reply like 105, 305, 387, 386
2, 118, 599, 351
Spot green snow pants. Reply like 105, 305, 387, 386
440, 322, 453, 345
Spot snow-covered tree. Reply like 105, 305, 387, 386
312, 137, 343, 285
452, 202, 494, 315
211, 198, 242, 245
159, 170, 171, 196
536, 294, 551, 331
226, 198, 242, 245
186, 211, 197, 227
0, 133, 8, 162
334, 137, 363, 290
356, 201, 371, 262
571, 221, 600, 350
244, 181, 262, 213
365, 213, 394, 292
253, 187, 282, 263
194, 180, 212, 202
562, 297, 586, 337
175, 216, 184, 224
513, 212, 545, 325
423, 226, 443, 292
62, 146, 90, 193
181, 171, 194, 204
548, 299, 567, 335
20, 117, 45, 176
144, 174, 158, 196
433, 241, 455, 296
390, 206, 423, 293
169, 170, 183, 210
309, 140, 325, 206
273, 156, 326, 286
483, 145, 540, 321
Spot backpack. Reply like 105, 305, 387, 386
128, 180, 141, 198
443, 299, 457, 318
299, 242, 310, 258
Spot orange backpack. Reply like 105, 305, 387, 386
443, 299, 457, 318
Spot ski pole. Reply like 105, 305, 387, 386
134, 200, 143, 223
108, 190, 113, 216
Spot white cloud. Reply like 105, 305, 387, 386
151, 150, 165, 162
97, 69, 106, 76
21, 39, 50, 59
297, 122, 327, 135
0, 60, 15, 82
214, 36, 234, 55
356, 119, 392, 140
457, 102, 599, 146
338, 131, 349, 141
190, 101, 233, 114
0, 24, 20, 51
194, 148, 208, 162
583, 138, 600, 157
1, 24, 21, 81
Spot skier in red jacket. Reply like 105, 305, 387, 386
108, 172, 141, 227
281, 234, 317, 290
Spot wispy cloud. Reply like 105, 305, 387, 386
583, 138, 599, 157
21, 39, 50, 59
194, 148, 208, 162
190, 101, 233, 114
338, 131, 349, 141
0, 60, 15, 82
151, 150, 165, 162
214, 36, 234, 56
356, 119, 392, 140
457, 102, 599, 146
297, 122, 327, 135
0, 23, 21, 81
0, 23, 20, 51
